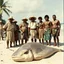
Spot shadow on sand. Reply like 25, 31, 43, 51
59, 42, 64, 46
49, 42, 64, 46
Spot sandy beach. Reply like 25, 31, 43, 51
0, 29, 64, 64
0, 0, 63, 64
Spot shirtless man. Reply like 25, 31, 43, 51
52, 15, 61, 46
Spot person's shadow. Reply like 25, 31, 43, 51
50, 42, 64, 46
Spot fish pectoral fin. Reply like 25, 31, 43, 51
19, 50, 28, 56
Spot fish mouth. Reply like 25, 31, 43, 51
12, 56, 25, 62
12, 57, 18, 61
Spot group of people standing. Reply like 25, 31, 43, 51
0, 15, 61, 48
28, 15, 60, 47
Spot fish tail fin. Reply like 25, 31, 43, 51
59, 49, 64, 52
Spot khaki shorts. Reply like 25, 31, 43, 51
30, 30, 37, 39
39, 29, 44, 39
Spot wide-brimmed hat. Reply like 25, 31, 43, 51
8, 16, 14, 20
29, 16, 36, 20
13, 20, 17, 23
22, 18, 28, 21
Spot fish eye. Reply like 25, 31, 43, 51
24, 51, 29, 54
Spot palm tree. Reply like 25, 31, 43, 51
0, 0, 12, 20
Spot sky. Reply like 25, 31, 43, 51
3, 0, 63, 24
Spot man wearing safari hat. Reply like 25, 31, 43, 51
13, 20, 20, 46
19, 18, 28, 44
28, 16, 37, 42
3, 16, 15, 48
0, 20, 3, 40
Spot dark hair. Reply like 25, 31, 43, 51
38, 17, 42, 20
44, 15, 49, 19
53, 15, 56, 17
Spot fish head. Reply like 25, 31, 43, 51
12, 48, 33, 62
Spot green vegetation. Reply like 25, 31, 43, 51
0, 0, 12, 24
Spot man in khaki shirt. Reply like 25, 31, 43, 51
3, 16, 15, 48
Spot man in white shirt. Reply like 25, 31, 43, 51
28, 17, 37, 42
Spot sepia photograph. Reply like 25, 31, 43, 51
0, 0, 63, 64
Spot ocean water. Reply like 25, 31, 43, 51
61, 23, 64, 30
59, 24, 64, 43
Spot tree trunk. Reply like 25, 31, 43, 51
0, 14, 2, 20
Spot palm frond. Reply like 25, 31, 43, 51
0, 9, 3, 14
2, 1, 8, 6
0, 0, 4, 6
0, 0, 11, 17
6, 6, 12, 8
5, 8, 12, 13
3, 9, 10, 16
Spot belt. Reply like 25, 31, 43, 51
7, 30, 13, 31
30, 28, 36, 30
